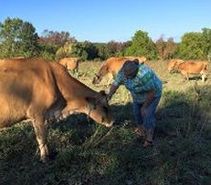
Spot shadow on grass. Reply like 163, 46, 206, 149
0, 85, 211, 185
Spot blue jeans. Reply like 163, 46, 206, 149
133, 96, 161, 129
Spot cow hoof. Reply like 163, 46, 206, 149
104, 122, 113, 128
40, 157, 49, 163
40, 152, 57, 163
49, 151, 57, 160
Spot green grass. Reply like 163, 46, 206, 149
0, 60, 211, 185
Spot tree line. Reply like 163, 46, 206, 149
0, 17, 211, 61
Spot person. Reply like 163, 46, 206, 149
106, 59, 162, 147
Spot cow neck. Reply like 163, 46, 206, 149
52, 63, 98, 99
68, 75, 97, 98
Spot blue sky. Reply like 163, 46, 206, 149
0, 0, 211, 42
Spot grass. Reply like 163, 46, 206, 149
0, 60, 211, 185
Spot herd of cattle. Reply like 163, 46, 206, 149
57, 56, 209, 83
0, 56, 209, 162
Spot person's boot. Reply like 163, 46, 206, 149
143, 128, 154, 147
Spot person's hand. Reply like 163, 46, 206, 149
96, 93, 111, 104
95, 93, 107, 104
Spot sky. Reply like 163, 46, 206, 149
0, 0, 211, 43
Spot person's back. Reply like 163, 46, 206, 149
114, 62, 162, 103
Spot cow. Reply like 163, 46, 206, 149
176, 61, 208, 82
59, 57, 80, 74
125, 56, 147, 63
0, 58, 114, 162
167, 59, 185, 73
92, 56, 146, 85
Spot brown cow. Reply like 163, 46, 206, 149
92, 56, 146, 84
167, 59, 185, 73
125, 56, 147, 62
0, 58, 114, 162
59, 57, 80, 73
176, 61, 208, 82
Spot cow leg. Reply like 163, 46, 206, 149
32, 117, 49, 162
181, 70, 188, 80
186, 74, 189, 81
201, 72, 206, 82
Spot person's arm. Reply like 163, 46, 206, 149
106, 84, 119, 101
106, 70, 123, 101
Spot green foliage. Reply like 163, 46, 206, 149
55, 41, 129, 61
55, 46, 66, 59
70, 41, 99, 61
95, 41, 130, 60
38, 44, 58, 60
95, 43, 110, 60
38, 30, 76, 60
38, 45, 57, 61
177, 32, 205, 59
125, 30, 158, 59
0, 17, 39, 58
201, 28, 211, 60
0, 17, 210, 61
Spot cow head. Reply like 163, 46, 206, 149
168, 60, 184, 73
85, 90, 114, 127
92, 65, 108, 85
168, 61, 177, 73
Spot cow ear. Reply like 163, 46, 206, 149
86, 97, 96, 109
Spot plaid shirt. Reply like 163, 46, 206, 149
113, 64, 162, 103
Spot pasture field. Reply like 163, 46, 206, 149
0, 60, 211, 185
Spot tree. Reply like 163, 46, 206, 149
94, 41, 130, 60
164, 38, 177, 59
38, 30, 76, 48
155, 36, 166, 59
38, 30, 76, 60
177, 32, 204, 60
124, 30, 158, 59
107, 41, 126, 56
0, 17, 39, 58
56, 40, 100, 62
84, 41, 99, 60
95, 43, 110, 60
201, 28, 211, 60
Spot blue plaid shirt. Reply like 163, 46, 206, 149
113, 64, 162, 103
